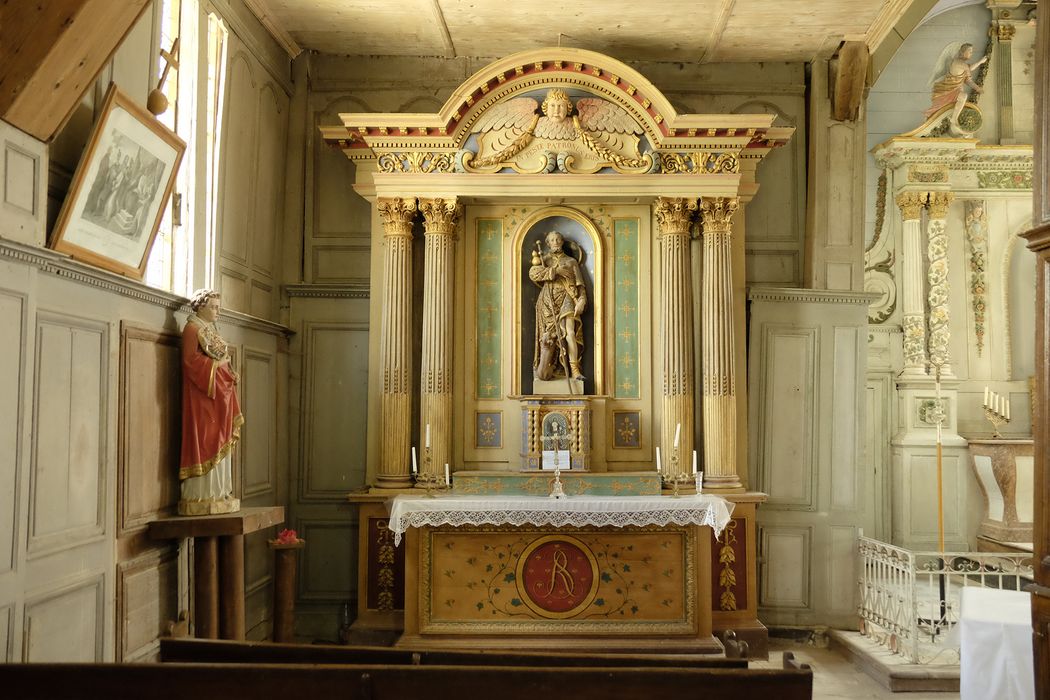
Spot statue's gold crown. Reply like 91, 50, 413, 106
542, 89, 572, 114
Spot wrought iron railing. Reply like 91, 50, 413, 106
857, 534, 1034, 664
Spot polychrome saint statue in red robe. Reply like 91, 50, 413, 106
178, 289, 242, 515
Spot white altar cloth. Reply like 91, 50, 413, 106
386, 494, 734, 546
959, 587, 1035, 700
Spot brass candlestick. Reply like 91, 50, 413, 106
663, 450, 693, 498
415, 446, 449, 497
543, 429, 567, 499
983, 406, 1009, 439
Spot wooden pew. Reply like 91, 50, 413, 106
0, 661, 813, 700
159, 637, 749, 668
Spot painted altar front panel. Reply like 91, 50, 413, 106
458, 203, 654, 471
400, 523, 716, 652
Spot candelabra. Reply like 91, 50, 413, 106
983, 405, 1010, 438
543, 429, 567, 499
662, 450, 694, 498
983, 388, 1011, 438
414, 446, 449, 497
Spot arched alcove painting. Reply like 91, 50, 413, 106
518, 212, 601, 396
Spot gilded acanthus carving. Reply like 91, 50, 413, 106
895, 191, 926, 221
964, 200, 987, 356
459, 88, 655, 174
377, 151, 456, 174
699, 197, 739, 233
659, 151, 739, 175
926, 191, 954, 219
376, 197, 418, 236
654, 197, 697, 234
419, 197, 463, 236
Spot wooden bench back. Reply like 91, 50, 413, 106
159, 637, 748, 668
0, 662, 813, 700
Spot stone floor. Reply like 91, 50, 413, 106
753, 638, 959, 700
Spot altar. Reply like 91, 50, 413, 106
389, 494, 731, 653
326, 46, 791, 655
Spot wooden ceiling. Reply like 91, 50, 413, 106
250, 0, 918, 63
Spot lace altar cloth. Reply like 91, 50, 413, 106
387, 494, 734, 546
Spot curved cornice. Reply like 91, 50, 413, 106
322, 48, 793, 158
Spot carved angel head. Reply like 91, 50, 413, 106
541, 89, 573, 122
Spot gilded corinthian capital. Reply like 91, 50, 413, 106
699, 197, 739, 233
376, 197, 417, 236
895, 191, 926, 221
418, 197, 463, 235
654, 197, 697, 234
926, 191, 955, 219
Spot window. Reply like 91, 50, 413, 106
145, 0, 227, 296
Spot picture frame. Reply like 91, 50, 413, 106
49, 82, 185, 279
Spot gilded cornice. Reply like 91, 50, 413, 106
322, 48, 793, 163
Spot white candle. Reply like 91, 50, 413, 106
444, 463, 450, 485
411, 447, 418, 474
1005, 397, 1011, 420
692, 450, 697, 475
425, 423, 431, 449
656, 446, 662, 472
998, 394, 1004, 416
673, 423, 681, 449
697, 471, 704, 493
984, 386, 990, 408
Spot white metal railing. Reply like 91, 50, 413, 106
857, 535, 1034, 664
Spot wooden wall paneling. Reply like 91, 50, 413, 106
296, 519, 357, 603
759, 526, 812, 609
299, 322, 369, 502
244, 530, 273, 639
0, 291, 27, 576
242, 347, 277, 499
744, 250, 800, 286
27, 313, 107, 557
830, 327, 861, 511
1, 125, 47, 246
115, 548, 177, 661
0, 603, 11, 661
249, 281, 273, 320
22, 573, 105, 662
311, 242, 371, 283
218, 51, 258, 268
250, 83, 288, 279
117, 324, 180, 535
219, 269, 250, 314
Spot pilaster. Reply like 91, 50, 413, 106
418, 197, 462, 481
375, 196, 417, 489
925, 191, 955, 378
654, 196, 696, 484
699, 196, 741, 491
896, 191, 928, 378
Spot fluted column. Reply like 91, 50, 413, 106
376, 197, 417, 488
699, 196, 741, 491
897, 192, 928, 377
926, 191, 955, 376
418, 197, 462, 480
654, 197, 696, 483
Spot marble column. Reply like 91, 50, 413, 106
926, 191, 955, 377
699, 196, 741, 491
418, 197, 462, 481
654, 197, 696, 482
376, 197, 417, 489
897, 191, 928, 377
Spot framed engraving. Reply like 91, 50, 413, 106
49, 83, 185, 279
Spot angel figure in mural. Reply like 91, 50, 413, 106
530, 230, 587, 382
178, 289, 243, 516
467, 88, 649, 172
925, 42, 988, 121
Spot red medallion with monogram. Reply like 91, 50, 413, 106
516, 535, 599, 618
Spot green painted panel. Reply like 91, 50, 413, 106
476, 219, 503, 399
614, 218, 640, 398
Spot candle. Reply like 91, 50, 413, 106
984, 386, 990, 408
425, 423, 431, 449
692, 450, 697, 475
697, 471, 704, 493
411, 447, 418, 474
656, 446, 662, 472
1005, 397, 1011, 420
998, 394, 1003, 416
673, 423, 681, 449
444, 463, 450, 486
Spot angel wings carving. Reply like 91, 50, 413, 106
463, 88, 653, 173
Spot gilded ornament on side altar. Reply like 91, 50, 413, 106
460, 89, 654, 174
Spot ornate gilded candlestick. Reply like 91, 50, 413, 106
543, 429, 566, 499
983, 387, 1011, 439
662, 449, 693, 498
414, 445, 449, 497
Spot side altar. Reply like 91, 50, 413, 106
326, 47, 793, 655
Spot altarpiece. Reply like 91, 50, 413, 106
322, 48, 792, 654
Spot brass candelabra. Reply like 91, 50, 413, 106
414, 446, 449, 497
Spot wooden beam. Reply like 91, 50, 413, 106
831, 41, 869, 122
0, 0, 151, 142
241, 0, 303, 59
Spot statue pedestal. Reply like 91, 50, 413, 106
533, 377, 584, 395
514, 396, 592, 470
